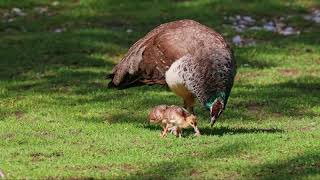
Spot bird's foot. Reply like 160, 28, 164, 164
194, 132, 201, 137
193, 127, 201, 137
168, 126, 177, 135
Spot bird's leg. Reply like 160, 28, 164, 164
168, 126, 177, 135
160, 124, 166, 137
175, 127, 182, 138
183, 97, 195, 114
161, 123, 170, 138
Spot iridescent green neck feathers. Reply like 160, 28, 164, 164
205, 92, 226, 110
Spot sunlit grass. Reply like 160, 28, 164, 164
0, 0, 320, 179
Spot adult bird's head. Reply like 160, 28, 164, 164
210, 98, 224, 126
205, 92, 226, 127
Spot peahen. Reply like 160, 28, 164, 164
107, 19, 237, 126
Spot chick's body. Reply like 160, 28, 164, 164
149, 105, 200, 137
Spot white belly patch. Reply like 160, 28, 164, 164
165, 58, 185, 88
165, 55, 193, 99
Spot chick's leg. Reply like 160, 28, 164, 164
160, 124, 166, 137
175, 128, 182, 138
168, 126, 177, 135
161, 124, 170, 138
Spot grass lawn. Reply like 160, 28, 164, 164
1, 0, 320, 179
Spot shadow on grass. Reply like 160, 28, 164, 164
247, 151, 320, 179
196, 126, 283, 136
67, 75, 320, 128
126, 161, 194, 179
1, 0, 319, 80
117, 140, 320, 179
123, 147, 320, 179
0, 31, 119, 81
123, 141, 251, 179
230, 76, 320, 119
143, 124, 283, 137
1, 0, 319, 95
125, 76, 320, 123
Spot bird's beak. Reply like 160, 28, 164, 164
210, 116, 216, 127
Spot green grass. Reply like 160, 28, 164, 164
1, 0, 320, 179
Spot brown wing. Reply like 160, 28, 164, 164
107, 20, 189, 88
138, 32, 189, 85
107, 19, 228, 88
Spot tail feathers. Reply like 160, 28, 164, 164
141, 79, 166, 85
107, 73, 143, 89
107, 73, 166, 89
106, 73, 117, 88
105, 73, 114, 79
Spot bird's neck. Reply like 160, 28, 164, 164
205, 91, 226, 110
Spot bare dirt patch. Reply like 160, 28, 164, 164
13, 111, 24, 120
246, 102, 285, 118
1, 133, 16, 140
190, 169, 201, 177
246, 102, 264, 112
92, 165, 111, 173
278, 69, 300, 77
271, 112, 283, 118
306, 69, 320, 76
30, 152, 46, 162
299, 125, 317, 132
235, 71, 264, 81
30, 151, 64, 162
121, 164, 136, 172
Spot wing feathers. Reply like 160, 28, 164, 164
107, 19, 231, 89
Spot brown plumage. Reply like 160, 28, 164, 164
149, 105, 200, 137
108, 19, 229, 87
108, 19, 236, 125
